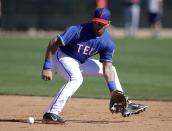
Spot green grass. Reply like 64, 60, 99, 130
0, 37, 172, 100
114, 38, 172, 100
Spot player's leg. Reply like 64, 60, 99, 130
153, 13, 162, 38
124, 6, 132, 36
80, 58, 123, 92
49, 50, 83, 114
43, 50, 83, 123
131, 4, 140, 36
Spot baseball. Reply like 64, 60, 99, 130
27, 117, 34, 124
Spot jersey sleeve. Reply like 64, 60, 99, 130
99, 40, 115, 63
58, 26, 79, 46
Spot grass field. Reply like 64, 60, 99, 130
0, 37, 171, 100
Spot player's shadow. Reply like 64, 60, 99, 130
66, 119, 130, 124
0, 118, 130, 124
0, 118, 26, 123
0, 118, 42, 124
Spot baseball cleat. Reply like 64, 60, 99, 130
42, 113, 65, 124
122, 102, 148, 117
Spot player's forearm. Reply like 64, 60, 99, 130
103, 62, 117, 92
103, 62, 114, 81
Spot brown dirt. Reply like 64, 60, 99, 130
0, 95, 171, 131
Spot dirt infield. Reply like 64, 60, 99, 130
0, 96, 171, 131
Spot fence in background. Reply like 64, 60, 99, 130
0, 0, 172, 30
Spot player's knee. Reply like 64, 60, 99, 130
112, 66, 117, 73
76, 76, 83, 86
71, 75, 83, 86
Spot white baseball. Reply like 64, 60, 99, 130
27, 117, 34, 124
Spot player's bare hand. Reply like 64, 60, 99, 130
42, 70, 53, 81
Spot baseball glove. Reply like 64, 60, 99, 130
109, 90, 128, 114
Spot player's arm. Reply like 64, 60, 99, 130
103, 62, 128, 114
101, 42, 116, 93
42, 36, 62, 81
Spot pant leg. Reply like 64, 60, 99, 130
80, 59, 123, 92
47, 50, 83, 115
131, 4, 140, 35
124, 6, 133, 36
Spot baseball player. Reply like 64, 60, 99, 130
124, 0, 141, 37
41, 8, 147, 124
147, 0, 163, 38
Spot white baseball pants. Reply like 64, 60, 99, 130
47, 49, 123, 115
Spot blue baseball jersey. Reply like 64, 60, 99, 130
58, 23, 115, 63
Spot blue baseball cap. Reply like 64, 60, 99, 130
92, 8, 111, 24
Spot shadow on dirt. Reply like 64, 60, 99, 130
0, 118, 130, 124
66, 119, 130, 124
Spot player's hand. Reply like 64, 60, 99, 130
42, 70, 53, 81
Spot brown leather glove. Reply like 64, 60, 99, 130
109, 90, 128, 114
